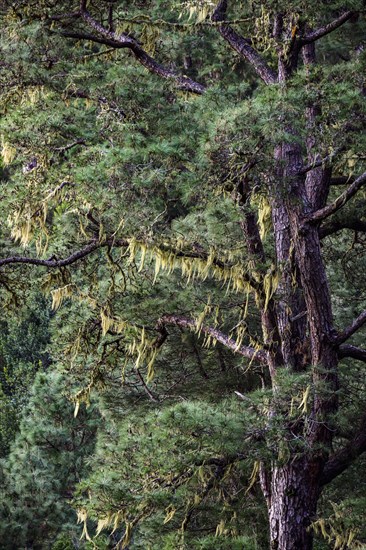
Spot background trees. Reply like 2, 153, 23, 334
0, 1, 365, 549
0, 371, 99, 549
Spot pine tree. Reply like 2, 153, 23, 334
0, 293, 51, 456
0, 1, 366, 549
0, 370, 99, 549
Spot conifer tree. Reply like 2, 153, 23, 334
0, 294, 51, 456
0, 370, 98, 549
0, 1, 366, 549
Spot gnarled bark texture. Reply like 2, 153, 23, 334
268, 460, 321, 550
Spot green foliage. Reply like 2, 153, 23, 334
0, 293, 51, 456
0, 370, 99, 549
73, 397, 267, 548
0, 1, 365, 548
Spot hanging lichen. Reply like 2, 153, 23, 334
179, 1, 216, 23
1, 136, 16, 165
252, 194, 272, 241
51, 283, 76, 311
262, 267, 279, 312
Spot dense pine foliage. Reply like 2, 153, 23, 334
0, 1, 365, 549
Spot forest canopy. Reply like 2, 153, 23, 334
0, 1, 366, 549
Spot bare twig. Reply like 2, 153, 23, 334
136, 369, 160, 402
54, 139, 86, 153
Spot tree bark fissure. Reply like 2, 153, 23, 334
268, 460, 321, 550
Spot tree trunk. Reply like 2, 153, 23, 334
267, 459, 321, 550
263, 119, 338, 549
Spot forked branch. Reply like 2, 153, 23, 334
71, 1, 205, 94
0, 240, 105, 269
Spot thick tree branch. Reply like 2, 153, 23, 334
302, 11, 356, 44
212, 0, 277, 85
0, 240, 120, 269
158, 314, 268, 364
330, 176, 356, 186
59, 30, 121, 47
0, 236, 264, 297
320, 218, 366, 238
306, 170, 366, 224
335, 310, 366, 345
320, 413, 366, 486
71, 1, 206, 94
338, 344, 366, 363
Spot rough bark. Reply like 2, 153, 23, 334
258, 18, 341, 550
212, 0, 277, 84
268, 459, 321, 550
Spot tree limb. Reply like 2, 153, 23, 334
212, 0, 277, 85
0, 239, 127, 269
320, 218, 366, 238
338, 344, 366, 363
70, 1, 206, 94
302, 11, 356, 44
54, 139, 86, 153
158, 313, 268, 364
320, 413, 366, 486
299, 148, 342, 175
330, 176, 355, 186
335, 310, 366, 345
0, 236, 263, 295
306, 170, 366, 224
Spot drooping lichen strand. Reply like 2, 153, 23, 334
195, 296, 212, 335
7, 180, 72, 250
100, 309, 128, 336
127, 327, 160, 382
253, 194, 272, 241
128, 239, 259, 297
51, 284, 76, 310
263, 268, 279, 312
76, 509, 92, 542
1, 137, 16, 165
